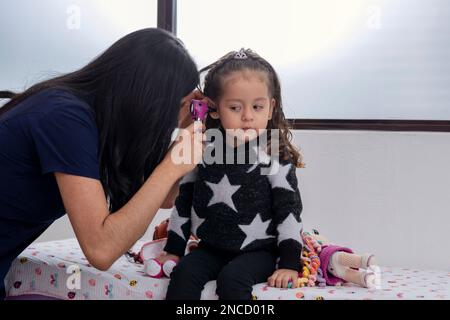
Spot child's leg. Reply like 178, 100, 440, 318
216, 250, 276, 300
337, 267, 376, 289
332, 252, 375, 269
166, 247, 228, 300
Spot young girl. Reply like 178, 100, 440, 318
159, 48, 305, 300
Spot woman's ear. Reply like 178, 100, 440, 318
268, 98, 276, 120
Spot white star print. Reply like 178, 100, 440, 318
247, 145, 272, 173
267, 162, 295, 192
205, 174, 241, 212
190, 207, 205, 236
238, 214, 275, 250
167, 207, 189, 241
277, 213, 303, 245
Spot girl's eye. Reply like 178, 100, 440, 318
254, 105, 264, 110
230, 106, 241, 112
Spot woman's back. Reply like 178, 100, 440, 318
0, 88, 100, 298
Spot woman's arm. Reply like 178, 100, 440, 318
160, 177, 181, 209
56, 122, 204, 271
55, 159, 178, 271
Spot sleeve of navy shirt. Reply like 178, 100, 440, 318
29, 92, 100, 178
0, 89, 100, 299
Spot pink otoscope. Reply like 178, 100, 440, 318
190, 99, 210, 122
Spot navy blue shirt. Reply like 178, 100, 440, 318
0, 89, 100, 298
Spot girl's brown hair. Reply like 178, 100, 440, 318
199, 49, 304, 168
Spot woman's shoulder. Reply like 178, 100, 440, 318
22, 88, 96, 130
0, 88, 98, 143
2, 87, 93, 123
32, 88, 92, 115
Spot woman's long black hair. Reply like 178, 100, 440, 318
0, 28, 199, 212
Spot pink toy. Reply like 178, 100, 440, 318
309, 230, 377, 288
139, 238, 199, 278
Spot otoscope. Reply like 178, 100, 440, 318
189, 99, 215, 141
189, 99, 211, 122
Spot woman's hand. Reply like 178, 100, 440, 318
268, 269, 300, 289
162, 121, 205, 179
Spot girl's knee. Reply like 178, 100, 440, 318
169, 262, 194, 283
166, 267, 203, 300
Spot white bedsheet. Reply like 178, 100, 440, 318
5, 238, 450, 300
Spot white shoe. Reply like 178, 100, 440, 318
361, 254, 376, 268
363, 272, 376, 289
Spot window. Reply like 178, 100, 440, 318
178, 0, 450, 121
0, 0, 157, 92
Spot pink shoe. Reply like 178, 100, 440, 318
162, 259, 178, 277
144, 258, 164, 278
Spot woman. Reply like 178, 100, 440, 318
0, 28, 205, 299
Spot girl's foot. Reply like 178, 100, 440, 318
162, 259, 177, 277
145, 258, 164, 278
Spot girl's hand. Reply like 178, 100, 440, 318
162, 121, 206, 179
178, 90, 214, 128
268, 269, 300, 289
155, 251, 180, 264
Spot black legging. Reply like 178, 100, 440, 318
165, 242, 277, 300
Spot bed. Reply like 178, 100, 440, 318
4, 238, 450, 300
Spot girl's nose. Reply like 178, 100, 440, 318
242, 107, 254, 121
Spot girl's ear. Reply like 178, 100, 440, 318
268, 98, 276, 120
208, 106, 220, 119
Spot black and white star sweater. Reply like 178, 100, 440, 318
164, 142, 304, 271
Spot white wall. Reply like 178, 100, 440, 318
35, 130, 450, 270
294, 130, 450, 270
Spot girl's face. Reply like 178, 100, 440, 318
211, 69, 275, 143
